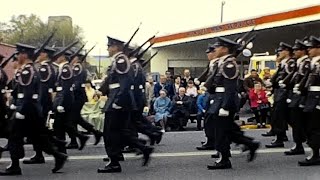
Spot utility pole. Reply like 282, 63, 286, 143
221, 1, 226, 23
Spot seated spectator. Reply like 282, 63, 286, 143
249, 82, 269, 128
186, 79, 198, 119
181, 69, 194, 88
145, 75, 155, 108
196, 86, 209, 131
243, 69, 264, 93
173, 75, 182, 95
154, 75, 175, 99
171, 87, 191, 131
85, 80, 96, 102
81, 93, 106, 132
153, 89, 171, 132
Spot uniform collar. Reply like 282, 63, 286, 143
218, 54, 231, 67
296, 55, 308, 65
281, 58, 290, 68
311, 55, 320, 65
40, 59, 50, 65
209, 58, 219, 66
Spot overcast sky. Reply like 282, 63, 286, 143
0, 0, 319, 55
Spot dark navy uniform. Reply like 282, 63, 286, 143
205, 37, 259, 170
98, 36, 153, 173
69, 58, 102, 147
0, 64, 8, 138
267, 42, 296, 148
0, 43, 67, 176
285, 39, 310, 155
299, 36, 320, 166
130, 57, 162, 145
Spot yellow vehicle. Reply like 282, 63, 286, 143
246, 52, 277, 78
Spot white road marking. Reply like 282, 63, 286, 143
0, 148, 311, 162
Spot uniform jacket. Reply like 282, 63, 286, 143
73, 62, 88, 104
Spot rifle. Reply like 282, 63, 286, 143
52, 40, 79, 59
135, 42, 154, 60
128, 33, 158, 57
69, 43, 86, 61
123, 23, 142, 53
142, 51, 158, 68
33, 29, 57, 60
81, 44, 96, 62
0, 52, 16, 68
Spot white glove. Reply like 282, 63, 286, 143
286, 99, 292, 104
218, 108, 229, 117
202, 109, 206, 113
194, 78, 200, 85
10, 104, 17, 110
316, 105, 320, 110
112, 103, 122, 109
177, 101, 183, 105
210, 100, 214, 104
279, 83, 286, 88
57, 106, 65, 113
15, 112, 25, 119
266, 92, 272, 97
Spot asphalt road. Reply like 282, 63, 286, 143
0, 128, 319, 180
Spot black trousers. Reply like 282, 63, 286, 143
132, 109, 159, 138
53, 111, 83, 153
251, 107, 268, 124
68, 101, 96, 140
290, 107, 306, 144
306, 109, 320, 149
202, 113, 215, 146
8, 108, 57, 160
172, 111, 189, 128
271, 99, 290, 139
103, 110, 146, 163
213, 113, 253, 156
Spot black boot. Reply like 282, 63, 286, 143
66, 138, 79, 149
284, 144, 305, 156
93, 130, 103, 146
78, 135, 89, 150
103, 154, 125, 162
98, 161, 122, 173
52, 152, 68, 173
207, 153, 232, 170
261, 130, 275, 137
247, 141, 260, 162
265, 135, 284, 148
0, 159, 22, 176
23, 154, 45, 164
196, 139, 215, 150
298, 148, 320, 166
142, 146, 154, 166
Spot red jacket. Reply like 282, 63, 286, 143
249, 89, 269, 108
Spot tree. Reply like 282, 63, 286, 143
0, 14, 84, 47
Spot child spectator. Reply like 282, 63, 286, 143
196, 86, 209, 131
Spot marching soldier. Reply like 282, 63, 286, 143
196, 44, 218, 151
266, 42, 296, 148
52, 43, 90, 154
98, 36, 153, 173
0, 55, 9, 156
204, 37, 259, 170
0, 43, 67, 176
68, 49, 103, 148
299, 36, 320, 166
129, 55, 163, 146
285, 38, 310, 155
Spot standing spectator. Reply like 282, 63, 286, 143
145, 76, 155, 108
181, 69, 194, 88
249, 82, 269, 128
173, 75, 182, 95
243, 69, 264, 93
165, 70, 174, 84
196, 86, 209, 130
153, 90, 171, 132
171, 87, 191, 131
154, 75, 175, 99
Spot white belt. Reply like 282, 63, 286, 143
81, 84, 86, 88
215, 87, 225, 93
18, 93, 24, 99
32, 94, 39, 99
309, 86, 320, 92
109, 83, 120, 89
139, 85, 143, 89
56, 87, 63, 92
